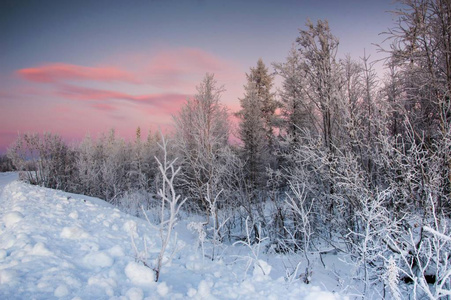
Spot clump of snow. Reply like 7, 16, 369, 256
3, 211, 24, 227
68, 211, 78, 219
157, 282, 170, 297
31, 242, 53, 256
0, 269, 18, 285
83, 251, 113, 268
240, 280, 256, 294
187, 287, 197, 297
87, 275, 116, 297
304, 286, 341, 300
253, 259, 272, 278
60, 226, 90, 239
54, 284, 69, 297
108, 245, 125, 257
186, 260, 203, 271
125, 261, 155, 286
126, 287, 144, 300
197, 280, 214, 299
123, 220, 137, 236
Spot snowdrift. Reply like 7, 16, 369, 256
0, 173, 344, 299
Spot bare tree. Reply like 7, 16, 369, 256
153, 134, 187, 282
285, 182, 314, 284
173, 73, 231, 214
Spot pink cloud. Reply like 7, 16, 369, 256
91, 103, 117, 112
3, 47, 246, 153
56, 85, 188, 113
147, 48, 225, 74
14, 47, 245, 94
17, 63, 137, 84
142, 47, 241, 89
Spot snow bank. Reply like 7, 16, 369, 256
0, 175, 347, 299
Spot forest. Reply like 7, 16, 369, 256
3, 0, 451, 298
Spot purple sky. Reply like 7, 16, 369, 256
0, 0, 397, 154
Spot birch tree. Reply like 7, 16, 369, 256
173, 73, 231, 214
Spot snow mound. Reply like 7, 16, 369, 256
125, 261, 155, 286
0, 269, 18, 285
126, 287, 144, 300
197, 280, 214, 299
253, 259, 272, 278
54, 284, 69, 297
31, 242, 53, 256
304, 286, 342, 300
157, 282, 170, 297
83, 251, 114, 268
0, 175, 347, 299
60, 226, 90, 239
3, 211, 24, 227
108, 245, 125, 257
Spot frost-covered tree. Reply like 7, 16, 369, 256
236, 81, 268, 189
384, 0, 451, 203
284, 20, 345, 235
235, 62, 280, 238
296, 19, 341, 153
0, 154, 14, 172
247, 58, 278, 146
98, 129, 130, 203
74, 129, 131, 203
76, 134, 101, 197
274, 45, 317, 145
173, 73, 231, 213
386, 0, 451, 138
127, 127, 161, 193
8, 132, 75, 190
153, 134, 186, 282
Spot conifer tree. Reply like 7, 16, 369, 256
236, 82, 268, 189
236, 59, 279, 190
247, 58, 278, 146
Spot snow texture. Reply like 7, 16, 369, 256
0, 172, 346, 299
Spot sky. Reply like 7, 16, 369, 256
0, 0, 398, 154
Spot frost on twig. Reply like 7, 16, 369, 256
149, 133, 187, 282
233, 217, 269, 279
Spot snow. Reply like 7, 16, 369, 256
83, 251, 114, 269
126, 287, 144, 300
0, 172, 347, 299
54, 284, 70, 297
60, 226, 91, 239
125, 262, 155, 286
253, 259, 272, 278
3, 211, 24, 228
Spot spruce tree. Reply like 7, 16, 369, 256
236, 59, 279, 190
236, 82, 268, 189
247, 58, 278, 146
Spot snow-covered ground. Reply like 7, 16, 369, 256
0, 173, 346, 299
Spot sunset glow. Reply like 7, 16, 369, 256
0, 0, 395, 153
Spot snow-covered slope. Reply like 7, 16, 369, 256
0, 173, 344, 299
